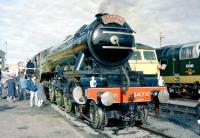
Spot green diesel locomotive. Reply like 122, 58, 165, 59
156, 41, 200, 99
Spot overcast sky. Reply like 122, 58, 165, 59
0, 0, 200, 64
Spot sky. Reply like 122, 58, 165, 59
0, 0, 200, 64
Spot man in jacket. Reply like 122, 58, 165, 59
27, 75, 38, 107
19, 75, 28, 100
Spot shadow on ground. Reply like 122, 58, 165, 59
0, 104, 17, 111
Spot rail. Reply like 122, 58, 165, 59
138, 125, 172, 138
51, 102, 175, 138
159, 101, 198, 117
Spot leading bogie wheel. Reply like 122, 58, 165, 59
89, 102, 104, 129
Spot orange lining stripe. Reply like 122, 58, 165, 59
87, 86, 166, 103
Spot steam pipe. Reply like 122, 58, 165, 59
74, 53, 85, 71
121, 67, 130, 93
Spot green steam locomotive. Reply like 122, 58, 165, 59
29, 13, 169, 130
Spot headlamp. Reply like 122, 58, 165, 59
100, 92, 114, 106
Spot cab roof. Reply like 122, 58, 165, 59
135, 43, 155, 50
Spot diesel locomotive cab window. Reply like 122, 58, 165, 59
143, 51, 156, 60
161, 48, 170, 56
180, 46, 199, 59
130, 51, 141, 60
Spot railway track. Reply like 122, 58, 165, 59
159, 100, 197, 118
147, 99, 199, 136
138, 124, 172, 138
51, 103, 173, 138
51, 103, 111, 138
108, 125, 172, 138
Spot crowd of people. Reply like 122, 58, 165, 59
0, 69, 47, 108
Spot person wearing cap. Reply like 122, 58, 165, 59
7, 73, 16, 103
27, 75, 38, 107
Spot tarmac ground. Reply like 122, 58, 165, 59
0, 99, 90, 138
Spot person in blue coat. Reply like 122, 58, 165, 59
27, 75, 38, 107
7, 73, 16, 102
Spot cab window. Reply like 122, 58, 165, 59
161, 48, 169, 56
130, 51, 141, 60
143, 51, 156, 60
180, 46, 199, 59
180, 47, 193, 58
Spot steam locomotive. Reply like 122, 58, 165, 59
31, 13, 168, 129
156, 41, 200, 99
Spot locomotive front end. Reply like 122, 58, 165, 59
88, 13, 135, 67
